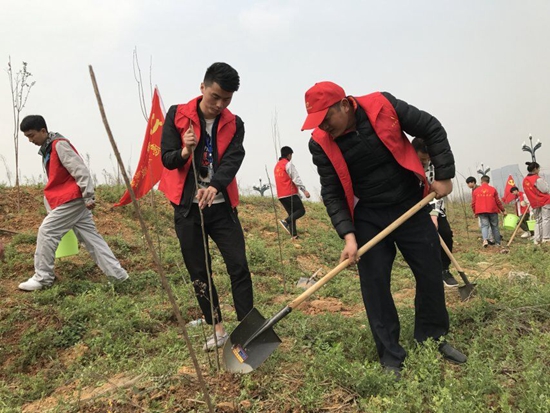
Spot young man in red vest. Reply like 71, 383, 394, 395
510, 186, 532, 238
471, 175, 505, 247
274, 146, 311, 239
302, 82, 466, 377
18, 115, 129, 291
522, 162, 550, 243
159, 62, 253, 351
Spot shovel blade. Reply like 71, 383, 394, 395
223, 308, 281, 373
458, 283, 476, 301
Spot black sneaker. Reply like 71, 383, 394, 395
279, 219, 291, 235
382, 364, 402, 381
442, 270, 459, 288
439, 342, 467, 364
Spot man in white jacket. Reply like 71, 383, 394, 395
18, 115, 129, 291
274, 146, 310, 239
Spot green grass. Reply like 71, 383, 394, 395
0, 187, 549, 412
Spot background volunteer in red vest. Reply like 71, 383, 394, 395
522, 162, 550, 244
274, 146, 311, 239
18, 115, 129, 291
509, 186, 532, 238
302, 81, 466, 377
159, 62, 253, 351
471, 175, 505, 248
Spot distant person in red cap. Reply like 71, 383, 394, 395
274, 146, 311, 239
302, 82, 466, 377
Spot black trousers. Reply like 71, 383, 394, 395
279, 195, 305, 237
355, 199, 449, 368
173, 203, 253, 325
437, 215, 453, 271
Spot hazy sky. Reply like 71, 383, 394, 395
1, 0, 549, 199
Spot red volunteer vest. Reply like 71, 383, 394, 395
523, 174, 550, 208
274, 158, 298, 198
44, 139, 83, 210
514, 192, 529, 216
311, 92, 428, 218
471, 183, 503, 214
159, 97, 239, 207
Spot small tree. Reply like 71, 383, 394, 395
7, 57, 35, 208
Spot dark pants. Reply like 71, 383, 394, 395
355, 200, 449, 368
279, 195, 305, 237
437, 215, 453, 271
173, 203, 253, 325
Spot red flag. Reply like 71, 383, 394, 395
114, 88, 165, 207
501, 175, 516, 204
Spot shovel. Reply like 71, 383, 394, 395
438, 234, 476, 301
296, 268, 322, 289
223, 192, 437, 373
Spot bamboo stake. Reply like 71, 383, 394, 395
265, 165, 286, 294
88, 66, 214, 413
189, 121, 221, 372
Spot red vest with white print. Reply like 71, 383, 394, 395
159, 96, 239, 207
311, 92, 428, 218
471, 183, 504, 214
274, 158, 298, 198
523, 174, 550, 208
44, 139, 83, 210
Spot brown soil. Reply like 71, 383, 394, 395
1, 187, 533, 412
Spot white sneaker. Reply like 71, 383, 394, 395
18, 278, 45, 291
521, 232, 530, 239
107, 273, 129, 283
203, 332, 229, 351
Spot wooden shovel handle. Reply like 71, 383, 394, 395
506, 211, 529, 247
288, 192, 437, 309
439, 233, 463, 272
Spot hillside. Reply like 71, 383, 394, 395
0, 185, 549, 412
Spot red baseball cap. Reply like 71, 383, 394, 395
301, 81, 346, 131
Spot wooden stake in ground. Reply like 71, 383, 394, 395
265, 165, 286, 294
88, 65, 214, 413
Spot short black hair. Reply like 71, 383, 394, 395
466, 176, 477, 184
481, 175, 490, 183
20, 115, 48, 132
280, 146, 293, 158
411, 137, 428, 154
204, 62, 240, 92
510, 186, 519, 193
526, 161, 540, 173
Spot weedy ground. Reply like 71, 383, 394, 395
0, 185, 549, 412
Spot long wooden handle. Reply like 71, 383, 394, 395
439, 233, 463, 272
288, 192, 437, 309
506, 211, 529, 247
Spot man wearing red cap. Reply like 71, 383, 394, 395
302, 82, 466, 376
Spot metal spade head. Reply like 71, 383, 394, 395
458, 283, 476, 301
223, 308, 282, 373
